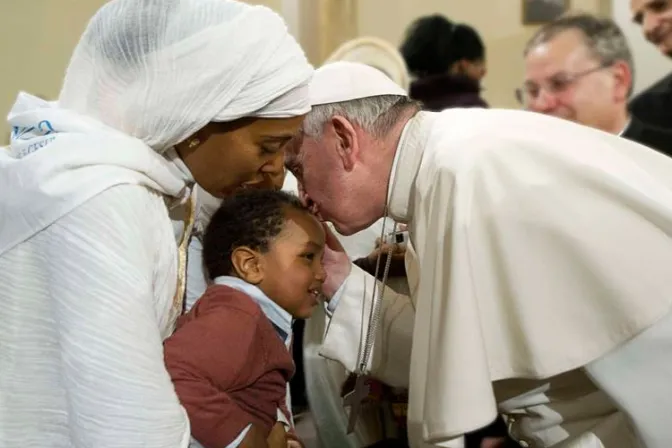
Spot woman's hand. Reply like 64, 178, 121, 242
286, 439, 303, 448
239, 424, 268, 448
267, 422, 288, 448
320, 223, 351, 299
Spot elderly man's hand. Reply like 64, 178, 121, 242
367, 242, 406, 263
321, 223, 351, 299
352, 242, 407, 279
481, 437, 507, 448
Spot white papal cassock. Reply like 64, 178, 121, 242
321, 108, 672, 448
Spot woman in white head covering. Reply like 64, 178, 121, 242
0, 1, 312, 447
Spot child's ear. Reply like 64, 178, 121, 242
231, 247, 264, 284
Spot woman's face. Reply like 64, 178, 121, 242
177, 116, 305, 198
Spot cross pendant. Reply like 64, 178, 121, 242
343, 374, 370, 434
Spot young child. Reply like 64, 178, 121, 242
164, 189, 326, 448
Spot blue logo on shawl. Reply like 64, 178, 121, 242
11, 120, 55, 141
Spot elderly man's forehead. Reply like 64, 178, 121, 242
525, 30, 597, 73
284, 134, 307, 176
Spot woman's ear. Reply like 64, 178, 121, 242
231, 247, 264, 284
450, 59, 468, 76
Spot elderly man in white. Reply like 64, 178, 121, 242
287, 61, 672, 448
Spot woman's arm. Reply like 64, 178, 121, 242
49, 185, 190, 447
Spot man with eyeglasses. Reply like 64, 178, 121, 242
521, 13, 672, 156
629, 0, 672, 130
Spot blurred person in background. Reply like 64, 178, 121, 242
400, 14, 488, 110
628, 0, 672, 130
522, 13, 672, 156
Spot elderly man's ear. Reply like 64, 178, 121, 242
611, 60, 632, 103
330, 115, 359, 172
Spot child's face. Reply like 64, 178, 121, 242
258, 208, 326, 319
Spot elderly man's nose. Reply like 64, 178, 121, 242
530, 89, 558, 112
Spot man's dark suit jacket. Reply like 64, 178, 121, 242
629, 73, 672, 131
622, 115, 672, 158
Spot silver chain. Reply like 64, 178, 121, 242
356, 212, 397, 374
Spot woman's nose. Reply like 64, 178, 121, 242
267, 168, 286, 190
263, 151, 286, 174
254, 152, 286, 189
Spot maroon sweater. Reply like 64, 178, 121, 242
164, 285, 295, 448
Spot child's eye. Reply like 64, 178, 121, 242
301, 253, 315, 261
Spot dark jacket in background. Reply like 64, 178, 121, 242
629, 72, 672, 131
622, 115, 672, 159
409, 74, 488, 111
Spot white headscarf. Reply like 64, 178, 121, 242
58, 0, 313, 150
0, 0, 313, 256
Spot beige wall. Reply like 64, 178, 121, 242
293, 0, 358, 66
0, 0, 109, 142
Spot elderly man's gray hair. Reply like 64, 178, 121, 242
302, 95, 419, 138
524, 13, 635, 95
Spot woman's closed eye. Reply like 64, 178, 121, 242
260, 144, 280, 155
260, 135, 293, 156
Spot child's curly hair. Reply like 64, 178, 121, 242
202, 189, 307, 280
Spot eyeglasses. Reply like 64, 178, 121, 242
515, 64, 611, 106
